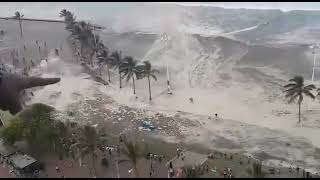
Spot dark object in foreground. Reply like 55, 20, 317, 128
0, 73, 60, 114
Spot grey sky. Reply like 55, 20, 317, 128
156, 2, 320, 11
1, 2, 320, 18
1, 2, 320, 25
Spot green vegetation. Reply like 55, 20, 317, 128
183, 165, 202, 178
121, 141, 143, 177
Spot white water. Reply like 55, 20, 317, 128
27, 34, 320, 173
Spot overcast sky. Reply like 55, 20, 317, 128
156, 2, 320, 11
1, 2, 320, 23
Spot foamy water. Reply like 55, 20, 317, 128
27, 37, 320, 173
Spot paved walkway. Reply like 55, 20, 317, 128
0, 163, 15, 178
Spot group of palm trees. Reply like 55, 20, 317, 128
59, 9, 159, 100
56, 119, 143, 178
283, 75, 320, 123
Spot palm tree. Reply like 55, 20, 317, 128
70, 125, 107, 177
87, 34, 103, 68
97, 48, 113, 81
283, 76, 316, 123
71, 21, 94, 61
97, 49, 107, 77
13, 11, 24, 38
182, 165, 202, 178
122, 141, 142, 177
139, 61, 159, 101
109, 51, 124, 88
120, 56, 144, 94
59, 9, 77, 32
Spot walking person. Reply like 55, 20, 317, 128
108, 147, 112, 155
223, 170, 227, 178
289, 166, 292, 173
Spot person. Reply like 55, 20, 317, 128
0, 30, 3, 35
36, 40, 38, 45
239, 158, 243, 165
55, 165, 60, 173
45, 58, 48, 62
223, 170, 227, 178
108, 148, 112, 155
289, 166, 292, 173
215, 113, 218, 118
229, 155, 233, 160
296, 166, 300, 175
31, 59, 35, 67
38, 46, 41, 52
189, 97, 193, 103
303, 168, 305, 178
55, 48, 59, 56
44, 41, 47, 47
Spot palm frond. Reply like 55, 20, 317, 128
303, 90, 315, 100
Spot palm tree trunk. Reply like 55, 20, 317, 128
90, 55, 94, 68
119, 67, 122, 89
132, 75, 136, 95
80, 44, 84, 60
116, 161, 120, 178
148, 75, 151, 101
298, 102, 301, 124
91, 154, 97, 177
19, 19, 23, 38
78, 148, 82, 167
107, 65, 111, 82
134, 166, 139, 178
99, 66, 102, 76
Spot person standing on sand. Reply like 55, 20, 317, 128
55, 48, 59, 56
215, 113, 218, 118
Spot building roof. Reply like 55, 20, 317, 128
0, 139, 17, 157
8, 153, 37, 170
168, 151, 208, 169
